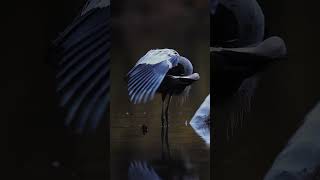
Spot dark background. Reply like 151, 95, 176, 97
213, 0, 320, 179
3, 0, 320, 180
3, 1, 108, 179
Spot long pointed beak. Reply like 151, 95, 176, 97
168, 73, 200, 85
185, 73, 200, 81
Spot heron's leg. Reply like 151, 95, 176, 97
161, 126, 165, 160
161, 94, 166, 127
165, 125, 171, 159
165, 95, 172, 125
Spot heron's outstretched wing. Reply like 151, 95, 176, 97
128, 161, 162, 180
127, 49, 180, 104
52, 1, 110, 132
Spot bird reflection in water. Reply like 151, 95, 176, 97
128, 117, 200, 180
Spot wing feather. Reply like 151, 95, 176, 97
127, 61, 172, 104
136, 75, 160, 103
136, 49, 179, 65
127, 49, 181, 104
64, 59, 108, 127
58, 44, 110, 106
51, 4, 110, 131
58, 22, 110, 67
57, 35, 110, 93
131, 71, 155, 98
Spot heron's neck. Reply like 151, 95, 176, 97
178, 57, 193, 75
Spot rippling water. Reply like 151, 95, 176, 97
111, 110, 210, 180
111, 1, 210, 179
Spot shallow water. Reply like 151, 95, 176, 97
111, 1, 210, 179
111, 110, 210, 180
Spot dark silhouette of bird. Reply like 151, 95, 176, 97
50, 0, 110, 132
126, 49, 200, 126
211, 0, 265, 48
210, 0, 287, 141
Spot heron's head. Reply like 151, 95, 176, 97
178, 56, 194, 76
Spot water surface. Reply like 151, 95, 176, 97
111, 110, 210, 180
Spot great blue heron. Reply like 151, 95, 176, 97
213, 36, 287, 140
210, 0, 287, 140
126, 49, 200, 126
50, 0, 110, 132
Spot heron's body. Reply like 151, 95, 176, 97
210, 0, 287, 142
158, 72, 198, 96
127, 49, 199, 125
212, 36, 287, 98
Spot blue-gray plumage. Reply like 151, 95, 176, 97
126, 49, 200, 125
51, 0, 110, 132
190, 94, 210, 146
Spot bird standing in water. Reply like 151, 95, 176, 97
126, 49, 200, 126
